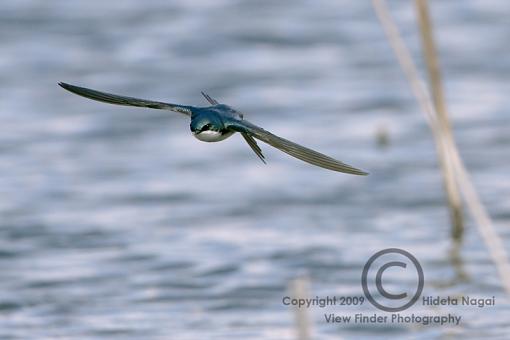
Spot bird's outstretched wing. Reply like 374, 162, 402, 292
59, 82, 192, 116
228, 119, 368, 175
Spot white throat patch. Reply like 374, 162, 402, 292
193, 130, 234, 142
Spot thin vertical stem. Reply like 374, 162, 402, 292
415, 0, 464, 241
290, 277, 312, 340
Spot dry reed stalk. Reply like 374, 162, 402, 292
372, 0, 510, 294
289, 277, 312, 340
415, 0, 464, 241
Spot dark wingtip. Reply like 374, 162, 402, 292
340, 165, 369, 176
355, 167, 369, 176
58, 82, 71, 90
350, 168, 369, 176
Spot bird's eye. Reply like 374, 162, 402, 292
201, 124, 211, 131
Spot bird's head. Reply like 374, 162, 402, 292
190, 117, 217, 133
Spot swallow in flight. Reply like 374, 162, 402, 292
59, 82, 367, 175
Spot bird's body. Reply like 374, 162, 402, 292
58, 82, 368, 175
189, 105, 237, 142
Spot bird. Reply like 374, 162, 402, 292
58, 82, 368, 175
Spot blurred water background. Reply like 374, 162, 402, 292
1, 0, 509, 338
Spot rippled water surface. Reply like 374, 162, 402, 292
1, 0, 510, 338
